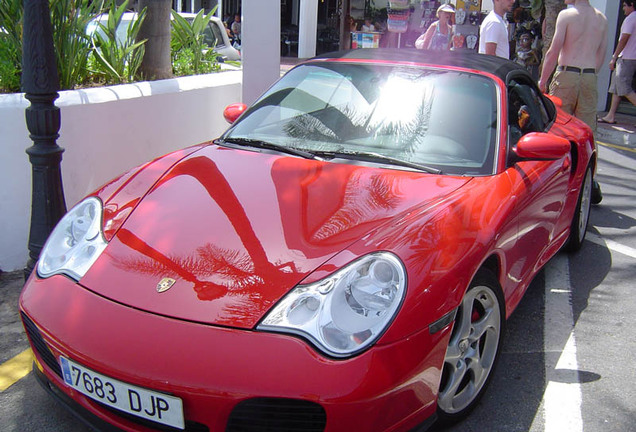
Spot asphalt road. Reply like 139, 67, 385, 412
1, 142, 634, 432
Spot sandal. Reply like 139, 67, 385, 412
598, 117, 617, 124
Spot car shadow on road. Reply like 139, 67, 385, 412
569, 229, 614, 326
589, 202, 636, 231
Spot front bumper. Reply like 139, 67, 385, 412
20, 274, 447, 432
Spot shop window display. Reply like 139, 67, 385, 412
347, 0, 544, 56
453, 0, 481, 51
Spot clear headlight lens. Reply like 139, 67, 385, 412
258, 252, 407, 358
37, 197, 107, 281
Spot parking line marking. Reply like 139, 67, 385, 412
596, 140, 636, 154
586, 233, 636, 259
0, 349, 33, 392
550, 289, 570, 293
531, 254, 583, 432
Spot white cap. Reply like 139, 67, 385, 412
437, 4, 456, 18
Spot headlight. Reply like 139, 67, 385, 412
258, 252, 407, 358
37, 197, 107, 281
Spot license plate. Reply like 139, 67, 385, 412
60, 357, 184, 430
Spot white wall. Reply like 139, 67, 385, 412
0, 94, 31, 271
0, 71, 241, 272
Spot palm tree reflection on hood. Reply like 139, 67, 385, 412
113, 156, 301, 308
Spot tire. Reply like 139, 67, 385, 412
436, 268, 504, 425
564, 165, 592, 252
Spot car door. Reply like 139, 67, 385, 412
504, 76, 571, 287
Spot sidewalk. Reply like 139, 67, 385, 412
595, 111, 636, 146
0, 270, 26, 363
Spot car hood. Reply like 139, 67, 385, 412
81, 145, 471, 328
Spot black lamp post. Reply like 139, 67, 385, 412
22, 0, 67, 279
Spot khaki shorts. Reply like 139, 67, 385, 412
549, 69, 597, 131
608, 58, 636, 96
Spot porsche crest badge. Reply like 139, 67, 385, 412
156, 277, 176, 293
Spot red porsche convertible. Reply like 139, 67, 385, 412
20, 49, 596, 432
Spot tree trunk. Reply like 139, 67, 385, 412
136, 0, 172, 80
542, 0, 566, 60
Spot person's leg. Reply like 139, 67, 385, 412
599, 93, 621, 123
625, 91, 636, 105
602, 59, 636, 122
599, 68, 622, 123
575, 73, 598, 132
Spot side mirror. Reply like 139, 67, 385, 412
544, 94, 563, 107
514, 132, 570, 160
223, 103, 247, 124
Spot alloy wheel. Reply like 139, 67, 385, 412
438, 283, 501, 415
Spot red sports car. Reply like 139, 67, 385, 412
21, 49, 596, 432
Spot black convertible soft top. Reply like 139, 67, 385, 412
313, 49, 527, 84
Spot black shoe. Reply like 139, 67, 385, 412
591, 180, 603, 205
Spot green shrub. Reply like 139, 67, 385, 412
171, 8, 220, 75
0, 38, 21, 92
90, 0, 147, 85
0, 1, 227, 93
0, 0, 22, 93
0, 0, 104, 92
172, 48, 220, 77
50, 0, 105, 89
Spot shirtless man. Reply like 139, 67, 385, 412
538, 0, 608, 131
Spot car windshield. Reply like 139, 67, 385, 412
223, 62, 499, 175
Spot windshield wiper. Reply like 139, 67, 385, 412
219, 137, 317, 160
315, 150, 441, 174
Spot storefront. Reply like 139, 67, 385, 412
175, 1, 625, 111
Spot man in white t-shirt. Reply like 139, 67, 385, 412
599, 0, 636, 124
478, 0, 514, 59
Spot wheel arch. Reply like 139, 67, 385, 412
480, 255, 501, 283
475, 254, 507, 317
569, 136, 598, 180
